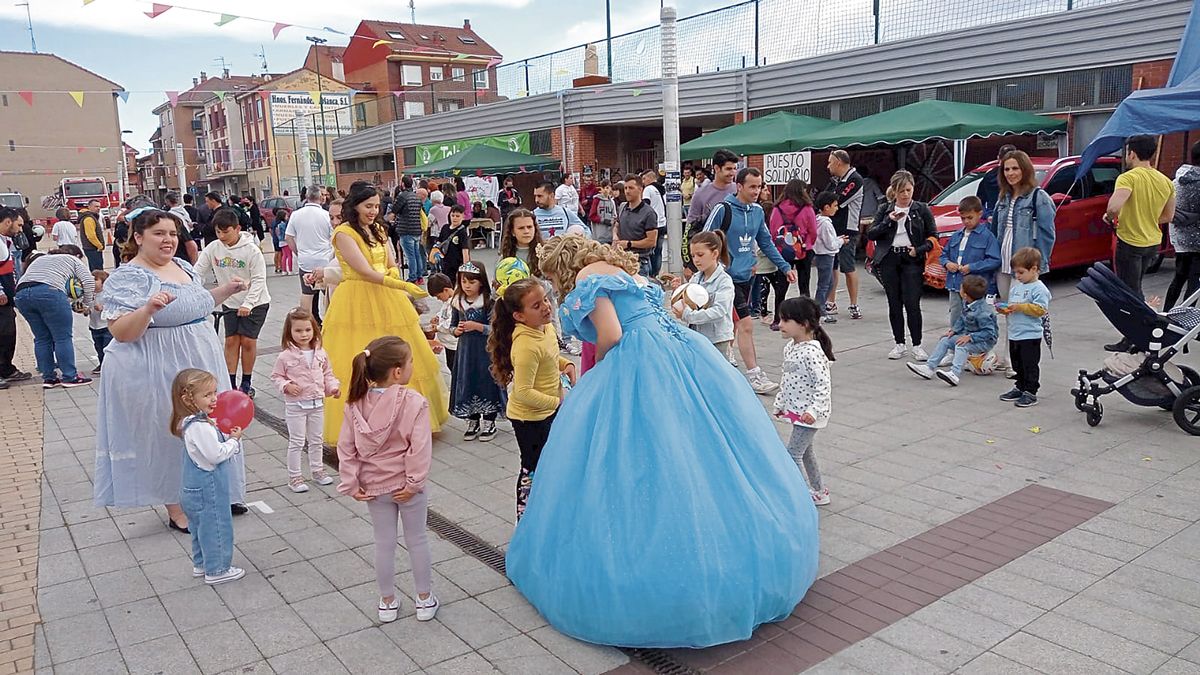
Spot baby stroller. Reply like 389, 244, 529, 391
1071, 263, 1200, 435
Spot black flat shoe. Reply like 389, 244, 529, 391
168, 519, 190, 534
231, 503, 249, 516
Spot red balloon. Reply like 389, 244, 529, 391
213, 390, 255, 434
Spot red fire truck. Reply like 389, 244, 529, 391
57, 177, 116, 221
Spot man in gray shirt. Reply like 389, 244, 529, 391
615, 173, 658, 277
683, 149, 739, 274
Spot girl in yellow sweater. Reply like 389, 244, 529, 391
487, 278, 577, 520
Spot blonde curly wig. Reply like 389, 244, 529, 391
537, 235, 640, 296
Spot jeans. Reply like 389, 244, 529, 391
399, 235, 426, 282
284, 403, 325, 477
1114, 239, 1159, 298
637, 256, 652, 278
90, 327, 112, 367
947, 291, 965, 329
1010, 338, 1041, 395
877, 251, 924, 346
924, 335, 982, 376
367, 492, 432, 598
813, 254, 836, 317
85, 249, 104, 272
14, 284, 77, 381
1165, 251, 1200, 309
0, 304, 16, 378
786, 426, 823, 492
180, 441, 236, 576
650, 229, 665, 276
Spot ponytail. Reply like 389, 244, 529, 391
346, 336, 412, 403
813, 324, 836, 362
689, 230, 730, 267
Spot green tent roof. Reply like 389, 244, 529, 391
792, 100, 1067, 150
679, 111, 840, 160
405, 144, 561, 177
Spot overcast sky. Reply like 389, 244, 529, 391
0, 0, 732, 152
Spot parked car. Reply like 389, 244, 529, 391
260, 195, 301, 216
867, 155, 1171, 277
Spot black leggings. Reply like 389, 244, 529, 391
755, 271, 790, 320
511, 412, 557, 473
793, 254, 812, 297
877, 251, 924, 346
1165, 251, 1200, 310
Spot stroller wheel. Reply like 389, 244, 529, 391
1173, 387, 1200, 436
1086, 400, 1104, 427
1072, 391, 1088, 412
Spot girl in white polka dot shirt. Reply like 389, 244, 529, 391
773, 296, 834, 506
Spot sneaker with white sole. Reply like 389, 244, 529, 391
848, 305, 862, 320
824, 302, 838, 315
415, 593, 439, 621
906, 362, 934, 380
378, 597, 399, 623
1015, 392, 1039, 408
192, 566, 205, 578
204, 566, 245, 585
464, 418, 480, 441
811, 488, 831, 506
821, 315, 838, 324
935, 370, 960, 387
887, 344, 907, 360
938, 353, 954, 367
748, 371, 779, 395
288, 477, 309, 493
999, 387, 1023, 402
312, 470, 335, 486
1005, 368, 1018, 379
479, 419, 497, 441
911, 345, 929, 362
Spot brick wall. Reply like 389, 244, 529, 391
1132, 58, 1198, 177
550, 125, 597, 176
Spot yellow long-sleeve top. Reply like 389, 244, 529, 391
507, 322, 570, 422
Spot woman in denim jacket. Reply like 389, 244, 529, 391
990, 150, 1056, 370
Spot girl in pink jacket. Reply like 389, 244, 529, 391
336, 336, 438, 624
271, 309, 340, 493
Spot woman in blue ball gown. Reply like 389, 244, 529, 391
505, 235, 819, 649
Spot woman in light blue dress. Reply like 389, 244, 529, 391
505, 235, 819, 648
93, 208, 248, 532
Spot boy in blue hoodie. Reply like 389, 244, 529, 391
704, 167, 796, 394
940, 196, 1001, 328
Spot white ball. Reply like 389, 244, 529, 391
32, 224, 45, 237
671, 282, 710, 313
967, 352, 999, 376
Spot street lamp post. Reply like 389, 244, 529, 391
306, 36, 329, 187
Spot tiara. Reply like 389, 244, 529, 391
459, 262, 481, 274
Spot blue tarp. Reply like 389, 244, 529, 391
1076, 0, 1200, 179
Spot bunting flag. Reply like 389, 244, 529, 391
76, 147, 85, 154
214, 13, 237, 27
213, 91, 227, 101
17, 91, 33, 106
166, 91, 180, 107
372, 39, 392, 49
392, 91, 405, 99
99, 146, 107, 153
82, 0, 96, 4
144, 3, 172, 19
322, 26, 345, 35
271, 22, 290, 39
453, 53, 471, 61
308, 91, 322, 105
631, 89, 643, 97
259, 90, 272, 104
117, 90, 130, 103
69, 91, 85, 107
486, 57, 502, 68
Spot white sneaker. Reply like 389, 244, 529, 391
887, 344, 907, 360
939, 353, 954, 367
192, 566, 205, 578
378, 597, 399, 623
906, 362, 933, 380
748, 371, 779, 395
935, 370, 960, 387
312, 470, 335, 486
415, 593, 439, 621
911, 345, 929, 362
1005, 368, 1018, 379
204, 566, 245, 585
288, 477, 309, 493
811, 488, 831, 506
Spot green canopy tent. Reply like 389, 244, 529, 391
404, 144, 561, 177
791, 100, 1068, 178
679, 111, 840, 161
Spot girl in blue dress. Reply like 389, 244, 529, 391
505, 235, 820, 649
448, 262, 503, 441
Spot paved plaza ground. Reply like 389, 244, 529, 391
3, 247, 1200, 674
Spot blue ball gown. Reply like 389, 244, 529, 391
505, 272, 819, 648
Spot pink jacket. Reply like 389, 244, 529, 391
769, 200, 819, 253
336, 386, 432, 497
270, 346, 340, 403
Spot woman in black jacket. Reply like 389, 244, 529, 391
867, 170, 938, 361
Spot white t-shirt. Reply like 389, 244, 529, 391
52, 221, 81, 247
643, 184, 667, 231
555, 184, 580, 215
891, 205, 911, 249
284, 203, 334, 272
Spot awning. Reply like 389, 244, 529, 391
679, 111, 840, 161
404, 144, 560, 177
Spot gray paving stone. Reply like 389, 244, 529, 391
311, 549, 376, 590
1024, 612, 1171, 673
1154, 657, 1200, 674
112, 509, 169, 541
876, 617, 981, 671
181, 619, 263, 674
43, 610, 117, 665
212, 659, 273, 675
1001, 555, 1102, 593
260, 507, 320, 536
37, 549, 86, 587
126, 530, 188, 565
142, 556, 205, 595
105, 596, 176, 647
38, 526, 74, 555
160, 584, 235, 632
801, 655, 872, 674
433, 556, 510, 596
1172, 636, 1200, 664
237, 533, 305, 571
50, 649, 127, 675
120, 634, 201, 675
67, 517, 123, 549
834, 636, 948, 675
296, 498, 358, 527
479, 634, 575, 675
37, 577, 100, 621
436, 597, 521, 649
280, 526, 349, 559
230, 512, 277, 543
528, 626, 628, 675
955, 652, 1043, 674
292, 591, 373, 641
267, 643, 349, 675
33, 624, 49, 670
90, 567, 157, 608
239, 605, 321, 659
78, 540, 137, 576
908, 600, 1016, 650
992, 631, 1125, 675
326, 627, 419, 675
424, 651, 501, 674
380, 616, 472, 668
1054, 595, 1195, 654
1083, 579, 1200, 635
1027, 541, 1126, 577
973, 569, 1075, 611
212, 570, 287, 617
263, 559, 336, 603
1053, 528, 1150, 563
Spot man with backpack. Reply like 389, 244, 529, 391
705, 167, 796, 395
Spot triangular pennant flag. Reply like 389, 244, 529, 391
17, 91, 32, 106
259, 90, 272, 104
213, 91, 227, 101
516, 89, 527, 97
518, 165, 526, 172
271, 22, 290, 39
83, 0, 96, 5
214, 14, 237, 27
372, 39, 392, 49
631, 89, 643, 97
69, 91, 85, 107
475, 169, 483, 177
166, 91, 180, 107
485, 57, 502, 68
453, 53, 470, 60
322, 26, 345, 35
144, 3, 172, 19
117, 90, 130, 103
99, 146, 107, 153
76, 146, 85, 154
308, 91, 322, 105
392, 91, 405, 99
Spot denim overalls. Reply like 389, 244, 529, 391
180, 414, 239, 576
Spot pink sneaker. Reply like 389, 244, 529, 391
811, 489, 830, 506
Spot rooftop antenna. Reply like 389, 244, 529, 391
15, 2, 37, 53
409, 0, 416, 23
255, 45, 268, 73
213, 56, 232, 78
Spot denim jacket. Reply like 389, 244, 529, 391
682, 263, 735, 344
952, 298, 998, 352
991, 188, 1056, 273
939, 226, 1002, 293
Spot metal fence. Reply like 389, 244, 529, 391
494, 0, 1128, 100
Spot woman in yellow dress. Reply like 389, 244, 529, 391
322, 183, 449, 442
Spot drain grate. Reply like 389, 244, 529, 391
253, 405, 696, 675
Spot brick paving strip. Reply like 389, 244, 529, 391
608, 484, 1114, 674
0, 328, 42, 675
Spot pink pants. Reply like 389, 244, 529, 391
284, 403, 325, 477
366, 492, 432, 599
581, 342, 596, 375
280, 245, 294, 273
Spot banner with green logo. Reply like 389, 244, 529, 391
415, 132, 530, 166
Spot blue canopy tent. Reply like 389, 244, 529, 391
1076, 0, 1200, 179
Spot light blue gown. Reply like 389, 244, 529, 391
505, 272, 819, 648
93, 260, 244, 508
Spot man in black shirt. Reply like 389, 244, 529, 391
614, 173, 658, 277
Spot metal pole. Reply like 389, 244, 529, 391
297, 112, 313, 190
558, 91, 567, 172
174, 142, 186, 195
524, 60, 530, 95
753, 0, 760, 67
391, 122, 400, 185
873, 0, 882, 43
605, 0, 613, 79
307, 36, 329, 185
661, 1, 683, 274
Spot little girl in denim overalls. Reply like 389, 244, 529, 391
170, 368, 246, 585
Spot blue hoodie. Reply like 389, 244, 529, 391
703, 194, 791, 283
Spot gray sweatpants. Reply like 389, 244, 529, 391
366, 492, 433, 599
787, 426, 824, 492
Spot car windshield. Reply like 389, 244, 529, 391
63, 181, 106, 198
0, 195, 22, 208
931, 169, 1048, 206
